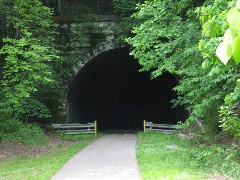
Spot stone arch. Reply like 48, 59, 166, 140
71, 40, 122, 77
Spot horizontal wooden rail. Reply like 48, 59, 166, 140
52, 121, 97, 135
144, 120, 178, 134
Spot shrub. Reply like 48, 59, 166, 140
0, 119, 48, 145
190, 145, 240, 179
219, 106, 240, 138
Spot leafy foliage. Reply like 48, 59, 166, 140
127, 0, 217, 126
1, 34, 56, 117
219, 106, 240, 138
42, 0, 114, 16
113, 0, 142, 43
0, 0, 60, 142
127, 0, 240, 136
199, 0, 240, 136
0, 120, 48, 145
190, 143, 240, 178
215, 1, 240, 64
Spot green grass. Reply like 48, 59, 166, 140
54, 132, 100, 141
137, 132, 240, 180
0, 134, 98, 180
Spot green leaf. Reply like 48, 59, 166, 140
236, 0, 240, 9
223, 28, 234, 48
233, 35, 240, 63
216, 42, 232, 65
230, 27, 238, 39
227, 7, 240, 33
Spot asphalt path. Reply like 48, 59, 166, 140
51, 133, 142, 180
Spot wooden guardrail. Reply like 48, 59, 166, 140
52, 121, 97, 136
143, 120, 178, 134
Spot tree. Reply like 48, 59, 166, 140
127, 0, 240, 135
199, 0, 240, 137
0, 0, 59, 122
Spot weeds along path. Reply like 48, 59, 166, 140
51, 133, 141, 180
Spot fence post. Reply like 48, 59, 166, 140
94, 120, 97, 136
88, 123, 90, 132
143, 120, 146, 132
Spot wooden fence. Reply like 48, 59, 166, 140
52, 121, 97, 136
143, 120, 178, 134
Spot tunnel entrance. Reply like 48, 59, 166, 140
68, 48, 187, 131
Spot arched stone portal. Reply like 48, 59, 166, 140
67, 48, 187, 130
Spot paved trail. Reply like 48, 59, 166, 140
51, 133, 142, 180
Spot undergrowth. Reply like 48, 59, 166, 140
137, 132, 240, 180
0, 119, 47, 145
0, 134, 98, 179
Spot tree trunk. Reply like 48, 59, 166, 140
97, 0, 100, 14
45, 0, 49, 7
58, 0, 63, 16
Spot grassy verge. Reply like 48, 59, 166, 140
54, 132, 99, 141
0, 134, 98, 180
137, 132, 240, 180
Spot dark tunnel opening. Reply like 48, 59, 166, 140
68, 48, 187, 131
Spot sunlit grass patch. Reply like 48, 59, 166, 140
137, 132, 239, 180
0, 135, 98, 180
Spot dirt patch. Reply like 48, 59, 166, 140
0, 135, 79, 159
